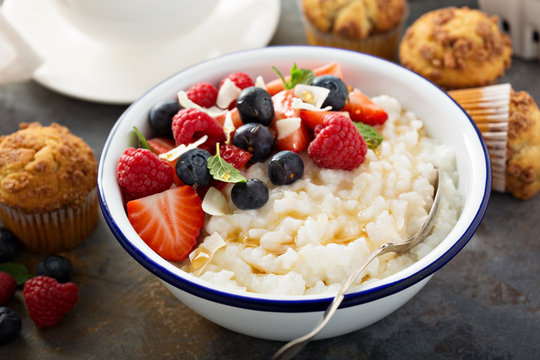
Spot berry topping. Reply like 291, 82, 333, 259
236, 87, 275, 126
0, 272, 16, 305
343, 89, 388, 125
219, 143, 253, 170
231, 179, 269, 210
127, 186, 205, 262
36, 255, 73, 283
148, 100, 181, 138
146, 137, 177, 155
307, 113, 367, 170
117, 147, 174, 200
267, 151, 304, 185
0, 307, 21, 344
185, 82, 218, 108
0, 228, 18, 263
220, 72, 254, 90
311, 75, 348, 110
175, 148, 212, 187
172, 108, 226, 153
233, 123, 275, 162
23, 276, 79, 328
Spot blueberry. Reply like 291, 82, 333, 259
36, 255, 73, 283
236, 87, 274, 126
233, 123, 275, 162
231, 179, 269, 210
311, 75, 348, 110
176, 148, 212, 187
0, 307, 21, 345
268, 151, 304, 185
149, 100, 181, 137
0, 228, 18, 263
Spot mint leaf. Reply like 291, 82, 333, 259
272, 63, 315, 90
133, 126, 151, 150
354, 122, 383, 150
0, 262, 31, 286
207, 145, 247, 183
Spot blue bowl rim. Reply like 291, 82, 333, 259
98, 45, 492, 313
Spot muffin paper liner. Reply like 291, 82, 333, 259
449, 83, 511, 192
0, 188, 98, 253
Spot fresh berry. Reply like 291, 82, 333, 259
175, 148, 212, 187
311, 75, 348, 111
0, 307, 21, 344
147, 137, 176, 155
23, 276, 79, 328
220, 72, 254, 91
231, 179, 269, 210
236, 86, 274, 126
267, 151, 304, 185
343, 90, 388, 125
127, 186, 204, 262
36, 255, 73, 283
272, 90, 310, 153
0, 272, 16, 305
117, 147, 174, 200
219, 144, 252, 170
0, 228, 18, 263
185, 82, 218, 108
300, 110, 350, 130
172, 108, 226, 153
149, 100, 181, 138
307, 113, 367, 170
233, 123, 275, 162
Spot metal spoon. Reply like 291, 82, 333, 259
272, 169, 442, 360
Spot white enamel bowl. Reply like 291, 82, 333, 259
98, 46, 491, 341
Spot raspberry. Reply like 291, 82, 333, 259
23, 276, 78, 328
172, 108, 226, 153
185, 82, 218, 108
117, 147, 174, 200
0, 272, 16, 306
307, 113, 367, 170
219, 72, 254, 90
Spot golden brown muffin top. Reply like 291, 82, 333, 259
400, 7, 512, 85
0, 122, 97, 213
302, 0, 407, 39
505, 91, 540, 200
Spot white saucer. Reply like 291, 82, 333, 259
1, 0, 280, 104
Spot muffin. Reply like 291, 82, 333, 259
449, 85, 540, 200
399, 7, 512, 89
0, 122, 98, 253
300, 0, 408, 60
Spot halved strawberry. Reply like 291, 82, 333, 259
127, 186, 204, 262
219, 143, 252, 169
300, 110, 350, 130
272, 90, 310, 153
146, 137, 184, 186
343, 90, 388, 126
266, 62, 344, 96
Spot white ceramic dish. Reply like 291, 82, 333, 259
98, 46, 491, 341
1, 0, 280, 104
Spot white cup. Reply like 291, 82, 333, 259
47, 0, 220, 46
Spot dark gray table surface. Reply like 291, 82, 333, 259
1, 0, 539, 359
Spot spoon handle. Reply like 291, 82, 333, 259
271, 245, 388, 360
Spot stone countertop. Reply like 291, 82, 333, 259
1, 0, 539, 359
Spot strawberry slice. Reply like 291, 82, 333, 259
343, 90, 388, 126
146, 137, 184, 186
127, 186, 204, 262
272, 89, 310, 153
300, 110, 350, 130
219, 143, 252, 169
266, 62, 344, 96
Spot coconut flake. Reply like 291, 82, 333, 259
223, 111, 235, 144
158, 135, 208, 162
255, 75, 266, 89
294, 84, 331, 109
177, 90, 227, 117
291, 97, 332, 112
202, 186, 230, 216
216, 78, 241, 109
275, 117, 301, 139
189, 232, 227, 274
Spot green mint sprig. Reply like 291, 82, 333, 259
133, 126, 151, 150
207, 144, 247, 183
354, 122, 383, 150
272, 63, 315, 90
